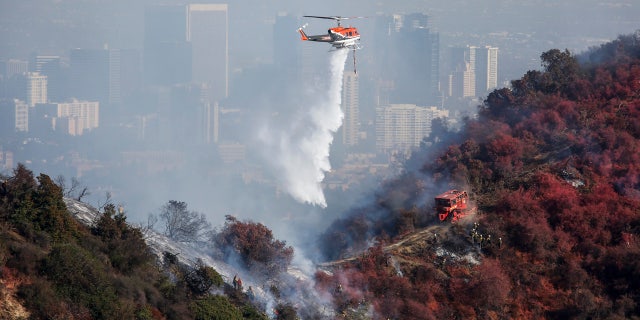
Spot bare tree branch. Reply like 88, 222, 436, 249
144, 213, 158, 233
98, 191, 112, 210
76, 186, 90, 201
69, 177, 80, 198
54, 175, 67, 195
159, 200, 211, 242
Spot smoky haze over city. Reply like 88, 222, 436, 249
0, 0, 638, 247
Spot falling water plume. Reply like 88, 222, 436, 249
259, 49, 349, 207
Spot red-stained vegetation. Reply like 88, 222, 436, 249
316, 32, 640, 319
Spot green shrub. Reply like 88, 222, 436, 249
135, 304, 154, 320
190, 295, 242, 320
242, 304, 269, 320
185, 262, 224, 295
42, 243, 121, 319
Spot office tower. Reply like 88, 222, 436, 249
342, 72, 360, 146
107, 49, 143, 105
57, 100, 100, 136
70, 48, 132, 105
1, 60, 29, 100
0, 148, 13, 171
449, 46, 477, 98
201, 101, 219, 144
15, 100, 29, 132
274, 14, 303, 80
144, 4, 228, 101
118, 49, 142, 104
374, 13, 439, 106
448, 45, 498, 98
4, 59, 28, 78
375, 104, 448, 153
172, 82, 217, 145
144, 5, 192, 86
0, 101, 12, 135
108, 50, 122, 105
26, 72, 47, 107
31, 55, 59, 72
38, 100, 99, 136
188, 4, 228, 101
31, 55, 63, 101
475, 46, 499, 95
70, 48, 109, 103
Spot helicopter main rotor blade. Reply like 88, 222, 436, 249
303, 15, 342, 20
303, 15, 366, 21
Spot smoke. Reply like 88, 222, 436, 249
259, 48, 349, 207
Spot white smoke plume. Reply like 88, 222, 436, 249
259, 48, 349, 207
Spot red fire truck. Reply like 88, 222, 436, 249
435, 190, 469, 222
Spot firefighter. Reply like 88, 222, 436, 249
247, 286, 255, 300
470, 229, 478, 244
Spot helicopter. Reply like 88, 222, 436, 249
298, 15, 362, 49
298, 15, 363, 73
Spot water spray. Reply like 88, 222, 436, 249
260, 49, 349, 207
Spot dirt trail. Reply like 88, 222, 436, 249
318, 224, 454, 269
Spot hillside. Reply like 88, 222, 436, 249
2, 31, 640, 319
1, 165, 336, 319
63, 198, 255, 294
0, 166, 278, 319
316, 32, 640, 319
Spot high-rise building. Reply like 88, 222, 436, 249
375, 104, 448, 153
0, 149, 13, 171
1, 60, 29, 101
108, 50, 122, 105
448, 46, 477, 98
201, 101, 219, 144
70, 48, 135, 105
31, 55, 63, 101
4, 59, 28, 79
342, 72, 360, 146
188, 4, 228, 101
14, 99, 29, 132
31, 55, 59, 73
475, 46, 499, 95
26, 72, 47, 107
144, 5, 192, 86
448, 45, 498, 98
143, 4, 228, 101
117, 49, 142, 104
374, 13, 440, 106
38, 100, 100, 136
70, 48, 109, 103
273, 14, 303, 80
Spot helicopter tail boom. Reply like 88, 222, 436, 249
298, 27, 309, 41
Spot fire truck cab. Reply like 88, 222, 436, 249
435, 190, 469, 222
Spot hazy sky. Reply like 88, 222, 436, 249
1, 0, 638, 66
